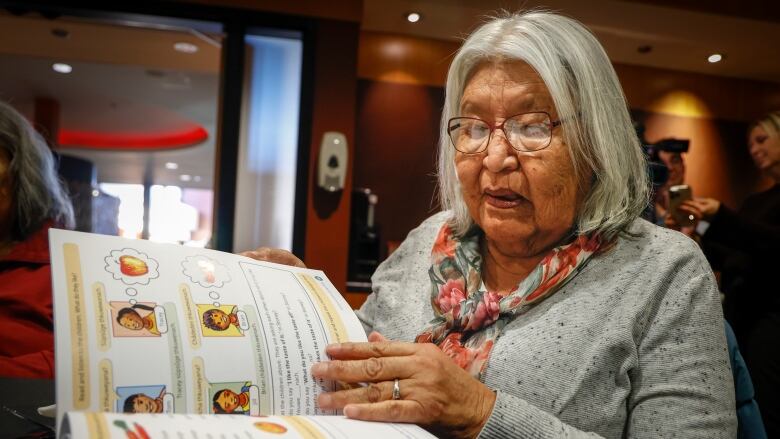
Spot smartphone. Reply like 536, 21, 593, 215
668, 184, 694, 227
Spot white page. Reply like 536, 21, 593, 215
59, 412, 436, 439
49, 229, 367, 425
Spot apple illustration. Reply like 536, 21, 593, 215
119, 255, 148, 276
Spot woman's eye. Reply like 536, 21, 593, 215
468, 124, 489, 138
521, 124, 548, 138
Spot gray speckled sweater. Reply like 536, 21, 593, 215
356, 212, 737, 438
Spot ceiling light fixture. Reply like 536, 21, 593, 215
406, 12, 421, 23
180, 174, 192, 182
173, 42, 199, 54
637, 45, 652, 54
51, 28, 70, 38
165, 162, 179, 170
708, 53, 723, 63
52, 63, 72, 74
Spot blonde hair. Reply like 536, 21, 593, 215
438, 11, 649, 240
750, 111, 780, 138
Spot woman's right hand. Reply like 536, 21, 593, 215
239, 247, 307, 268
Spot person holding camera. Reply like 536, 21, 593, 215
656, 135, 767, 439
679, 111, 780, 438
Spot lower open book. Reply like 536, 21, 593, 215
49, 229, 434, 438
60, 412, 434, 438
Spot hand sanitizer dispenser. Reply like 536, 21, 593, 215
318, 132, 347, 192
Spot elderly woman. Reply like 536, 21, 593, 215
248, 11, 735, 438
0, 101, 74, 378
679, 111, 780, 437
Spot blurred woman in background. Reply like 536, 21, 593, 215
0, 101, 74, 378
681, 111, 780, 437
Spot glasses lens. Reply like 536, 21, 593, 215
449, 118, 490, 153
505, 113, 552, 151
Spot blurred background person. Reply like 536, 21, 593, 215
680, 110, 780, 438
0, 101, 74, 378
659, 134, 767, 439
655, 146, 686, 223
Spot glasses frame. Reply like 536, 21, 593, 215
447, 111, 562, 154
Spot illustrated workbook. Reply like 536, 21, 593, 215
49, 229, 434, 438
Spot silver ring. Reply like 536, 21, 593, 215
392, 378, 401, 400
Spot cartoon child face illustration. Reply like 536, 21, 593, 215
213, 388, 249, 414
202, 308, 236, 331
124, 393, 163, 413
116, 304, 159, 334
117, 309, 144, 330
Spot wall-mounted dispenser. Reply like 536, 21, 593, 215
318, 131, 348, 192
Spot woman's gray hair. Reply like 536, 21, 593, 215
750, 110, 780, 138
438, 10, 649, 240
0, 101, 74, 240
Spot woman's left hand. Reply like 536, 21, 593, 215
312, 332, 496, 439
681, 198, 720, 222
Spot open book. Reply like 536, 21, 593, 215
49, 229, 434, 438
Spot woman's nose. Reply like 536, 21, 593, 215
483, 131, 519, 173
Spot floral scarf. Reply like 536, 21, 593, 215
415, 223, 605, 379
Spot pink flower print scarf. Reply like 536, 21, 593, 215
415, 223, 605, 379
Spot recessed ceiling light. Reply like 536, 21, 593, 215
51, 28, 70, 38
180, 174, 192, 182
193, 176, 202, 182
406, 12, 421, 23
52, 63, 72, 74
637, 45, 652, 54
174, 42, 199, 54
708, 53, 723, 63
165, 162, 179, 170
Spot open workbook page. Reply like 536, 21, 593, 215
49, 229, 368, 426
60, 412, 436, 438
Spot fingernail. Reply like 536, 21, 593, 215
343, 405, 358, 418
311, 362, 327, 375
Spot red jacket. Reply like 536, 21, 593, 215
0, 225, 55, 378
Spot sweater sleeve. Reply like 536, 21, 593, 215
355, 212, 449, 337
625, 257, 736, 437
480, 244, 736, 438
479, 391, 604, 438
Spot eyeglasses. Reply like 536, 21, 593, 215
447, 111, 562, 154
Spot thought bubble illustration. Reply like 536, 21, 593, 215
181, 255, 231, 288
104, 248, 160, 285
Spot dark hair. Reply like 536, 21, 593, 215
202, 308, 228, 331
116, 303, 155, 325
0, 101, 74, 240
123, 394, 141, 413
212, 389, 229, 413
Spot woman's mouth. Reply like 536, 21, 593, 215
484, 189, 524, 208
